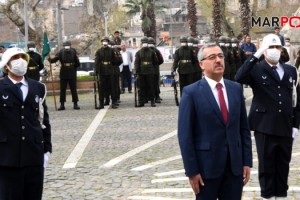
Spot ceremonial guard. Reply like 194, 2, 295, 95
148, 37, 164, 103
172, 36, 198, 96
49, 41, 80, 110
134, 37, 158, 107
94, 37, 118, 109
192, 38, 202, 81
218, 36, 231, 79
26, 42, 44, 81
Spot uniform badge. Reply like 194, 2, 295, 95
262, 76, 267, 79
2, 95, 8, 99
35, 95, 39, 103
289, 77, 293, 83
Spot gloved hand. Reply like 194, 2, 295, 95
254, 45, 269, 59
292, 128, 299, 138
44, 152, 50, 168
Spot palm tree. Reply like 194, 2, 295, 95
124, 0, 166, 41
188, 0, 197, 37
239, 0, 251, 36
212, 0, 222, 40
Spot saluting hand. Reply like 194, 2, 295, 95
189, 173, 205, 195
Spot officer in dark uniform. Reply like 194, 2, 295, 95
94, 37, 118, 109
192, 37, 202, 81
218, 36, 231, 80
235, 33, 300, 200
134, 37, 158, 107
231, 37, 246, 82
26, 42, 44, 81
49, 41, 80, 110
110, 40, 123, 105
225, 36, 236, 80
172, 36, 198, 96
148, 37, 164, 103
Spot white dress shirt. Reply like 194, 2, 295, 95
205, 77, 229, 111
8, 76, 28, 101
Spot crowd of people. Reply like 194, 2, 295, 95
0, 26, 300, 200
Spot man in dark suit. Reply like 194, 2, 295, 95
178, 43, 252, 200
0, 47, 52, 200
235, 33, 300, 200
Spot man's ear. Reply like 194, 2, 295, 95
199, 61, 205, 70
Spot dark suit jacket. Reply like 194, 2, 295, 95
178, 78, 252, 179
235, 56, 300, 137
0, 76, 52, 167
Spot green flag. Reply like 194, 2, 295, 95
42, 32, 51, 61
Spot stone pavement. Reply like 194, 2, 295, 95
42, 86, 300, 200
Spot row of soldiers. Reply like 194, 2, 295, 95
172, 36, 247, 96
94, 36, 164, 109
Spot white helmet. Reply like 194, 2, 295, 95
0, 47, 30, 69
262, 33, 282, 48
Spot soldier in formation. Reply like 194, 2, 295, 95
26, 42, 45, 81
134, 37, 158, 107
147, 37, 164, 103
49, 41, 80, 110
94, 37, 119, 109
171, 36, 198, 96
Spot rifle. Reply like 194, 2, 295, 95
134, 74, 138, 107
172, 73, 179, 106
93, 72, 100, 109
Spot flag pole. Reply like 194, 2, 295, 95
49, 62, 57, 111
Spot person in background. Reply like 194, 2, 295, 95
235, 33, 300, 200
0, 47, 52, 200
178, 43, 252, 200
284, 37, 297, 66
240, 35, 257, 59
48, 41, 80, 110
26, 42, 44, 81
274, 26, 285, 46
120, 43, 133, 94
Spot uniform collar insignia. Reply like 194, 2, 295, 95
262, 76, 267, 79
2, 95, 8, 99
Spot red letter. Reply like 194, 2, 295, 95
280, 16, 289, 27
289, 16, 300, 28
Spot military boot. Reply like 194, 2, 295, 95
151, 100, 156, 107
58, 103, 65, 111
73, 102, 80, 110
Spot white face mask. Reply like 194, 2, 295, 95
285, 42, 290, 47
7, 58, 28, 76
231, 44, 237, 47
148, 44, 155, 47
219, 43, 225, 46
102, 42, 108, 46
225, 43, 230, 47
29, 47, 35, 52
142, 43, 148, 47
64, 46, 71, 50
188, 43, 193, 46
181, 43, 187, 46
265, 48, 281, 63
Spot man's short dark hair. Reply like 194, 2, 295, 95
114, 31, 119, 34
274, 26, 280, 30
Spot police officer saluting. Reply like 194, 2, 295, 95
49, 41, 80, 110
26, 42, 44, 81
235, 33, 300, 200
134, 37, 158, 107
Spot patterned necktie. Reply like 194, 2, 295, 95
16, 82, 23, 101
272, 66, 280, 81
216, 83, 228, 125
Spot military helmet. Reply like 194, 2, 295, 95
218, 36, 227, 43
193, 39, 199, 44
225, 36, 231, 43
179, 36, 188, 43
148, 37, 155, 44
141, 37, 148, 44
27, 42, 36, 48
63, 41, 71, 46
101, 36, 110, 42
187, 37, 194, 43
231, 37, 239, 43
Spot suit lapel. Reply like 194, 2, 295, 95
224, 80, 234, 125
201, 79, 225, 125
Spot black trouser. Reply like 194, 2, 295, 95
99, 75, 117, 105
154, 73, 160, 99
0, 166, 44, 200
138, 74, 155, 104
60, 78, 78, 103
179, 73, 195, 97
121, 65, 132, 92
254, 132, 293, 198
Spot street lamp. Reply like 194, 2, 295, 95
103, 10, 108, 37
